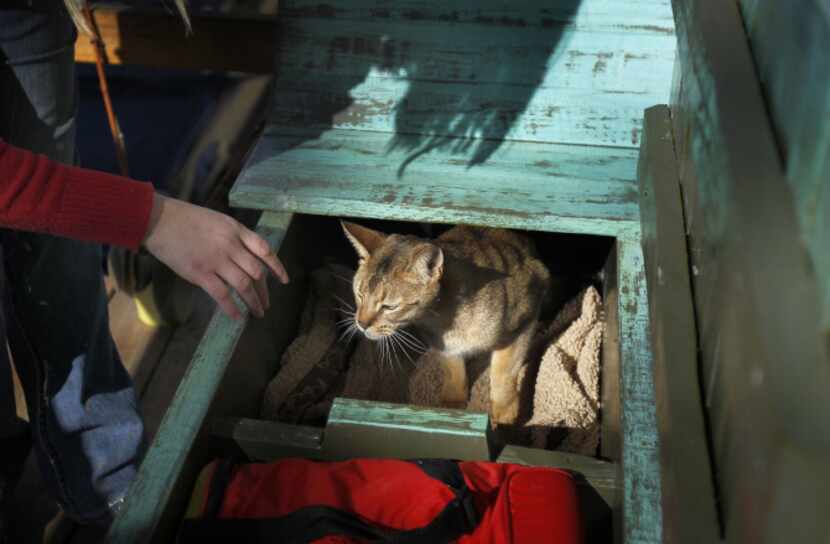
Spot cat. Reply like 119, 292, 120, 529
341, 220, 551, 425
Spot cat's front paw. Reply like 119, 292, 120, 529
491, 398, 520, 426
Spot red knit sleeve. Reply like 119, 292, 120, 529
0, 138, 155, 250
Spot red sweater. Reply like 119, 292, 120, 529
0, 138, 154, 250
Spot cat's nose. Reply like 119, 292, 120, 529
356, 316, 370, 331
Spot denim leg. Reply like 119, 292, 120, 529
0, 0, 146, 525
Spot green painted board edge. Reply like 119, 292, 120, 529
228, 128, 644, 242
106, 211, 294, 544
497, 445, 618, 495
209, 417, 324, 461
323, 397, 492, 461
617, 239, 662, 544
638, 105, 721, 542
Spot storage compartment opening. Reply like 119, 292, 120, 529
227, 213, 620, 463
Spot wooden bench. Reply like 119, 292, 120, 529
107, 1, 786, 542
107, 1, 678, 542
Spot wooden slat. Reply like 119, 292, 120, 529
106, 211, 293, 544
617, 240, 661, 544
599, 246, 621, 462
324, 398, 491, 461
670, 0, 830, 541
638, 105, 720, 543
737, 0, 830, 348
75, 6, 278, 73
210, 417, 324, 460
269, 15, 675, 148
277, 0, 675, 32
230, 127, 642, 239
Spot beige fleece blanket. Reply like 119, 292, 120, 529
261, 265, 605, 456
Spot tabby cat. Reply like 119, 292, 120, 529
341, 221, 550, 425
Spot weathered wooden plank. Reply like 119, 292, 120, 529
269, 14, 675, 149
230, 127, 642, 239
670, 0, 830, 541
600, 245, 621, 463
617, 240, 661, 544
106, 211, 293, 544
638, 105, 720, 543
209, 417, 324, 460
737, 0, 830, 347
324, 398, 491, 461
278, 0, 675, 33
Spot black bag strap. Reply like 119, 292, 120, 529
177, 458, 479, 544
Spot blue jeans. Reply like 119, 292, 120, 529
0, 0, 146, 525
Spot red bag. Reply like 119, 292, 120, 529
180, 457, 583, 544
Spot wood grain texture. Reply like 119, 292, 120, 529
638, 105, 720, 543
324, 397, 491, 461
600, 245, 621, 463
209, 417, 324, 460
670, 0, 830, 541
106, 211, 293, 544
278, 0, 675, 29
617, 240, 661, 544
230, 127, 642, 239
271, 13, 676, 149
229, 0, 675, 240
737, 0, 830, 347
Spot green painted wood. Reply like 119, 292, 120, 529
638, 105, 720, 543
617, 240, 661, 544
670, 0, 830, 541
737, 0, 830, 351
230, 127, 642, 239
279, 0, 675, 30
323, 397, 492, 461
600, 246, 622, 462
209, 417, 325, 461
271, 13, 676, 149
106, 211, 294, 544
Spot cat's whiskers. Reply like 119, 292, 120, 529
391, 331, 424, 354
337, 322, 356, 343
331, 273, 354, 285
389, 333, 415, 366
396, 328, 427, 352
386, 334, 404, 372
332, 294, 355, 311
378, 336, 391, 372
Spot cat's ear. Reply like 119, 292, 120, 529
341, 221, 386, 260
411, 243, 444, 284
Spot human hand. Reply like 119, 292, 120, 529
142, 193, 289, 320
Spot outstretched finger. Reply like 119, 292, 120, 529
239, 229, 289, 284
200, 273, 241, 320
219, 261, 265, 318
232, 248, 270, 311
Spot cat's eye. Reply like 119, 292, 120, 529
382, 304, 399, 311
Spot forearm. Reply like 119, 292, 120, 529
0, 138, 155, 249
